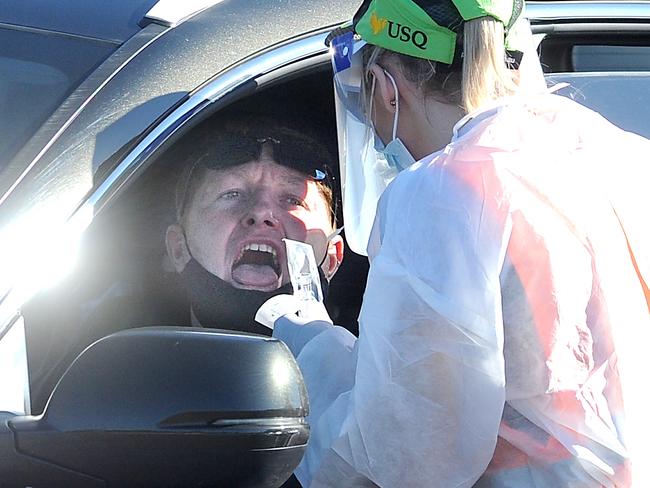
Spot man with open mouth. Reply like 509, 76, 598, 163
165, 114, 344, 335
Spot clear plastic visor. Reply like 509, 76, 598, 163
331, 32, 400, 255
331, 32, 368, 124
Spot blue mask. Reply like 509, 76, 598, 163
374, 133, 415, 172
372, 70, 415, 172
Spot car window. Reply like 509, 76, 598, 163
21, 65, 367, 417
537, 32, 650, 73
573, 45, 650, 72
0, 26, 116, 176
550, 73, 650, 139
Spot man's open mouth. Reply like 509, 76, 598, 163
231, 242, 282, 288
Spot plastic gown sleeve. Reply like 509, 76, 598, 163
299, 152, 511, 487
272, 315, 359, 485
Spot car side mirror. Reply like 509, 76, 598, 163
0, 327, 309, 487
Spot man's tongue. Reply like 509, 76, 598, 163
231, 251, 279, 288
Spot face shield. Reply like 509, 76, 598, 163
329, 0, 545, 256
331, 31, 402, 255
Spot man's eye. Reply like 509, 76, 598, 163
219, 190, 242, 200
286, 196, 306, 207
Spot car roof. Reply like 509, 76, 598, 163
0, 0, 159, 43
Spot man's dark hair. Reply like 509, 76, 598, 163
170, 114, 337, 226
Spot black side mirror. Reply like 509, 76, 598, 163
0, 327, 309, 487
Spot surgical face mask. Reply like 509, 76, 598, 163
181, 258, 330, 336
373, 133, 416, 173
181, 258, 291, 335
178, 225, 332, 334
371, 70, 416, 172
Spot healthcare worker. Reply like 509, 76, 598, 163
257, 0, 650, 486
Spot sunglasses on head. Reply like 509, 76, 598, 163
176, 131, 336, 219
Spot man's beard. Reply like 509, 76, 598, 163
181, 258, 329, 335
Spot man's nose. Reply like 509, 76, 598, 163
242, 197, 278, 228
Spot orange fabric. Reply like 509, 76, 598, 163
486, 427, 574, 473
614, 208, 650, 313
626, 238, 650, 313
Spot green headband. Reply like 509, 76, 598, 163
354, 0, 522, 64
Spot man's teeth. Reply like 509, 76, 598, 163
242, 243, 277, 256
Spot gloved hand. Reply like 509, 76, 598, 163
257, 295, 357, 488
255, 294, 333, 330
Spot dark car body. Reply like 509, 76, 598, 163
1, 0, 649, 485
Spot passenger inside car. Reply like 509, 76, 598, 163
164, 115, 344, 335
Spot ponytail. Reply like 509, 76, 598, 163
462, 17, 517, 112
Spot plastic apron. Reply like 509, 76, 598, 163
273, 93, 650, 487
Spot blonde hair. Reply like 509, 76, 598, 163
462, 18, 517, 112
362, 17, 516, 114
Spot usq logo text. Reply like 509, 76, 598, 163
369, 12, 428, 50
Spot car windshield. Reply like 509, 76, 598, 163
0, 25, 117, 180
0, 0, 162, 185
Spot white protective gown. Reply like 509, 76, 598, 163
273, 93, 650, 487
